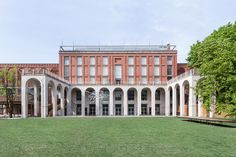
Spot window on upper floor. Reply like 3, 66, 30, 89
77, 56, 82, 65
128, 57, 134, 65
167, 56, 172, 65
64, 57, 69, 65
141, 56, 146, 65
103, 57, 108, 65
90, 57, 95, 65
154, 56, 159, 65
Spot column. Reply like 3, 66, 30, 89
109, 89, 113, 116
66, 89, 71, 116
81, 90, 85, 116
95, 89, 100, 116
165, 89, 170, 116
189, 87, 196, 117
151, 89, 155, 116
172, 86, 177, 116
209, 95, 216, 118
137, 89, 141, 116
198, 98, 202, 117
21, 80, 28, 118
41, 80, 48, 118
123, 89, 128, 116
52, 88, 57, 117
60, 91, 65, 116
179, 85, 184, 116
33, 84, 38, 117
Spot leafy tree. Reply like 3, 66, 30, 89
0, 66, 17, 118
187, 22, 236, 117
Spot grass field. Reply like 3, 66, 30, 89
0, 117, 235, 157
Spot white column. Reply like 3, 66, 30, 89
151, 89, 155, 116
33, 84, 38, 117
81, 90, 85, 116
209, 95, 216, 118
21, 80, 28, 118
60, 91, 65, 116
66, 89, 71, 116
123, 89, 128, 116
52, 87, 57, 117
137, 89, 141, 116
189, 87, 196, 117
180, 85, 184, 116
95, 90, 99, 116
165, 89, 170, 116
41, 80, 48, 118
198, 98, 202, 117
172, 86, 177, 116
109, 89, 113, 116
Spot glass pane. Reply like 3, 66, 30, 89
77, 77, 83, 84
141, 66, 146, 76
115, 65, 122, 79
141, 57, 146, 65
103, 66, 108, 76
77, 66, 82, 76
64, 57, 69, 65
128, 66, 134, 76
167, 65, 172, 76
154, 56, 159, 65
90, 57, 95, 65
77, 56, 82, 65
64, 66, 69, 77
154, 66, 159, 76
90, 66, 95, 76
103, 57, 108, 65
128, 77, 134, 84
128, 57, 134, 65
167, 56, 172, 65
90, 77, 95, 84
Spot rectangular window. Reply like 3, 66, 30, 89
167, 56, 172, 65
141, 57, 146, 65
128, 77, 134, 84
102, 76, 108, 84
64, 56, 69, 65
90, 76, 95, 84
154, 56, 159, 65
141, 66, 147, 76
154, 76, 159, 84
167, 65, 172, 76
90, 57, 95, 65
77, 77, 83, 84
77, 56, 82, 65
64, 66, 69, 77
128, 91, 135, 100
128, 67, 134, 76
115, 65, 122, 79
141, 76, 147, 84
128, 57, 134, 65
103, 57, 108, 65
90, 66, 95, 76
102, 66, 108, 76
77, 66, 82, 76
154, 66, 159, 76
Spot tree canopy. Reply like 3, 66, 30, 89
187, 22, 236, 117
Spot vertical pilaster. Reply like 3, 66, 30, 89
81, 90, 85, 116
109, 89, 113, 116
33, 84, 38, 117
189, 87, 196, 117
95, 90, 99, 116
42, 79, 48, 118
21, 80, 28, 118
52, 87, 57, 117
198, 98, 202, 117
137, 89, 141, 116
180, 85, 184, 116
60, 91, 65, 116
66, 88, 71, 116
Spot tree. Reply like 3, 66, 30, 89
187, 22, 236, 117
0, 66, 17, 118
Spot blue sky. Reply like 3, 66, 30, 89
0, 0, 235, 63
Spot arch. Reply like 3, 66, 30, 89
141, 87, 152, 115
182, 80, 190, 116
155, 87, 166, 115
25, 78, 42, 117
99, 87, 110, 116
127, 87, 138, 116
71, 87, 82, 116
113, 87, 124, 116
85, 87, 96, 116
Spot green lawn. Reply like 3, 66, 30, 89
0, 117, 235, 157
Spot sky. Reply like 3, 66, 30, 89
0, 0, 235, 63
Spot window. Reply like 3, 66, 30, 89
128, 77, 134, 84
167, 65, 172, 76
76, 91, 81, 101
154, 76, 159, 83
77, 57, 82, 65
102, 66, 108, 76
128, 67, 134, 76
102, 76, 108, 84
154, 66, 159, 76
141, 90, 148, 100
167, 56, 172, 65
141, 76, 147, 84
115, 65, 122, 79
128, 57, 134, 65
115, 91, 122, 101
141, 57, 146, 65
64, 66, 69, 77
90, 76, 95, 84
155, 90, 161, 100
77, 66, 82, 76
64, 57, 69, 65
90, 66, 95, 76
141, 66, 147, 76
154, 56, 159, 65
90, 57, 95, 65
103, 57, 108, 65
128, 104, 134, 115
128, 90, 135, 100
77, 77, 83, 84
